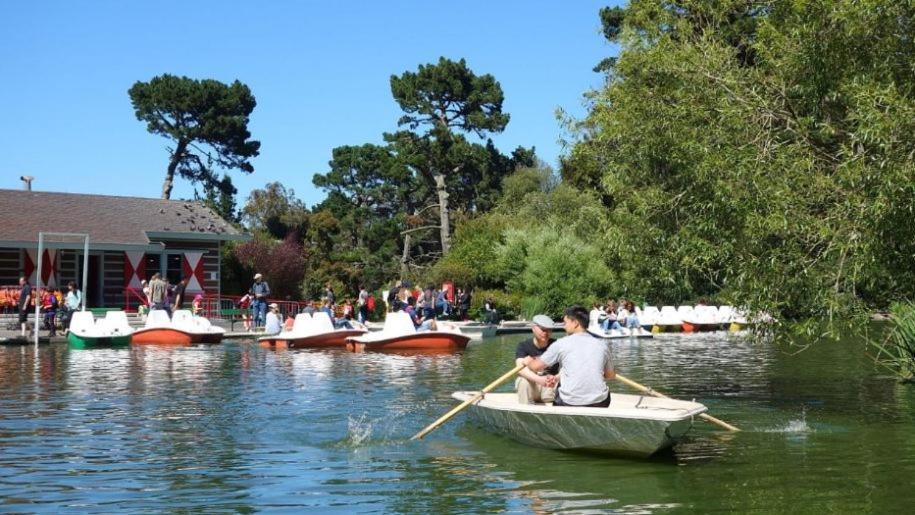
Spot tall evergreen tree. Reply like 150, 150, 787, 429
128, 74, 260, 199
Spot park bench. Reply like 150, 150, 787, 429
88, 307, 121, 316
220, 308, 248, 331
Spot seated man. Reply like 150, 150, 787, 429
522, 305, 615, 407
264, 303, 283, 335
515, 314, 559, 404
404, 296, 437, 332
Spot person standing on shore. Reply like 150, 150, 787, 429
148, 273, 170, 316
61, 281, 82, 333
324, 283, 335, 307
249, 273, 270, 328
172, 276, 189, 312
17, 277, 31, 336
357, 286, 368, 323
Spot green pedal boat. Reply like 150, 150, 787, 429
67, 311, 133, 348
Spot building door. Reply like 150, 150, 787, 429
85, 255, 102, 307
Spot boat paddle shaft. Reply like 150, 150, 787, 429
615, 374, 740, 432
411, 363, 526, 441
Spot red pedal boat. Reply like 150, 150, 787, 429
346, 312, 470, 352
258, 312, 366, 348
132, 310, 196, 345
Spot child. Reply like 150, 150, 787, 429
192, 293, 204, 316
238, 293, 252, 331
42, 289, 58, 337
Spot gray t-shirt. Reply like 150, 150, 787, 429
539, 331, 613, 406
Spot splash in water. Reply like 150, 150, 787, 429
346, 414, 374, 446
766, 407, 814, 433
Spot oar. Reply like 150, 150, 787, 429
411, 363, 525, 440
615, 374, 740, 432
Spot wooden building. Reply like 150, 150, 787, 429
0, 189, 248, 307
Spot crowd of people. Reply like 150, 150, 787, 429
237, 276, 477, 335
137, 274, 203, 317
384, 280, 472, 332
589, 299, 641, 331
1, 277, 84, 337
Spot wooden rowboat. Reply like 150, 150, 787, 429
451, 391, 707, 457
346, 312, 470, 351
258, 312, 366, 348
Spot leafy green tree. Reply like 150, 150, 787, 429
128, 74, 260, 199
494, 226, 612, 318
562, 1, 915, 330
311, 144, 418, 288
201, 174, 239, 224
389, 57, 511, 254
241, 182, 309, 240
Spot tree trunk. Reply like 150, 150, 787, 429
161, 140, 188, 199
401, 232, 412, 276
434, 173, 451, 254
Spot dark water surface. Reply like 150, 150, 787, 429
1, 333, 914, 513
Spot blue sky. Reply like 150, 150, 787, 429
0, 1, 619, 208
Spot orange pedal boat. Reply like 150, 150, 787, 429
258, 312, 366, 348
132, 310, 196, 345
346, 312, 470, 352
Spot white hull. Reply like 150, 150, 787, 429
459, 323, 498, 340
588, 327, 654, 339
452, 392, 705, 456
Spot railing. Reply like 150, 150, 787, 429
0, 285, 63, 314
122, 288, 312, 320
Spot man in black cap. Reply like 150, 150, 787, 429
522, 305, 615, 407
514, 314, 559, 404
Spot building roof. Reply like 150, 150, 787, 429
0, 189, 247, 248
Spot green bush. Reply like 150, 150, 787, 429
494, 225, 613, 318
469, 288, 524, 322
870, 302, 915, 382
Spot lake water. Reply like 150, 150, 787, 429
1, 332, 914, 513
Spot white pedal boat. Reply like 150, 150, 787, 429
588, 325, 654, 339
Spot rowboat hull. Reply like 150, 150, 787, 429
452, 392, 705, 457
132, 328, 195, 345
346, 332, 471, 351
259, 329, 366, 348
67, 333, 131, 348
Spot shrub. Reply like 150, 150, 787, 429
870, 302, 915, 383
494, 225, 613, 317
469, 288, 524, 322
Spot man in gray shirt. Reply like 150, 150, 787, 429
148, 273, 170, 316
522, 305, 615, 407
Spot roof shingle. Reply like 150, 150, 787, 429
0, 189, 244, 245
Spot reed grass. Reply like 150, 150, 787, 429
870, 302, 915, 383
